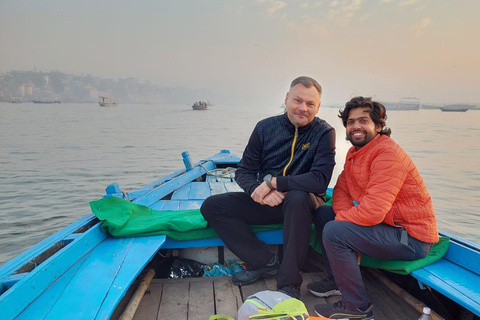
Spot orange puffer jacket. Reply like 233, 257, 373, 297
333, 134, 439, 243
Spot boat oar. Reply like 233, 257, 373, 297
119, 269, 156, 320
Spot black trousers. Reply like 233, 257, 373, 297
200, 190, 318, 288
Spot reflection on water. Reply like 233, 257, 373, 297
0, 103, 479, 265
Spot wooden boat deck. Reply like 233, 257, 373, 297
112, 266, 429, 320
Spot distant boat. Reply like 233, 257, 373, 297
393, 97, 420, 110
192, 101, 207, 110
33, 100, 61, 104
99, 96, 117, 107
440, 104, 473, 112
7, 98, 22, 103
440, 107, 468, 112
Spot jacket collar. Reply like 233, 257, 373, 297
282, 112, 317, 133
346, 134, 385, 160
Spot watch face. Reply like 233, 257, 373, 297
264, 174, 272, 182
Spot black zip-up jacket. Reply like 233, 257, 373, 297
235, 112, 336, 198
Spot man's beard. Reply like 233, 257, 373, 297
346, 131, 368, 147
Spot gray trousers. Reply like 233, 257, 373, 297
313, 205, 433, 310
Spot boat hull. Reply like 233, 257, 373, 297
440, 104, 473, 112
1, 150, 479, 319
99, 102, 118, 107
440, 108, 468, 112
192, 101, 208, 110
33, 100, 60, 104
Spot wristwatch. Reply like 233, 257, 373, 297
263, 174, 275, 190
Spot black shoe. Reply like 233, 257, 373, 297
315, 301, 374, 320
278, 285, 301, 299
232, 255, 279, 286
307, 276, 342, 297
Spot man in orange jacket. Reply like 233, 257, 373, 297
309, 96, 439, 320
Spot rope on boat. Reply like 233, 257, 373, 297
199, 164, 237, 179
121, 190, 131, 201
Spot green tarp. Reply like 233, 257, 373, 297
90, 197, 283, 241
90, 195, 449, 275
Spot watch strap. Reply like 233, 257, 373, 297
265, 178, 275, 190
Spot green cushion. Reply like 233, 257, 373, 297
359, 236, 450, 275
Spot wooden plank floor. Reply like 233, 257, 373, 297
114, 269, 426, 320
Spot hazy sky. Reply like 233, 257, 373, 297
1, 0, 479, 105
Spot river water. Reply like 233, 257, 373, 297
1, 102, 479, 265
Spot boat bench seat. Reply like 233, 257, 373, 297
162, 180, 285, 249
410, 240, 480, 316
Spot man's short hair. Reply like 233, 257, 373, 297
290, 76, 322, 95
338, 96, 392, 137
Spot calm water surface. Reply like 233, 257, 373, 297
1, 102, 479, 265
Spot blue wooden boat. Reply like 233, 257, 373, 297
1, 150, 479, 319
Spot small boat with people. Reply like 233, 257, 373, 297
99, 96, 118, 107
192, 101, 208, 110
0, 150, 479, 319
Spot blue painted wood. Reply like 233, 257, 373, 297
209, 182, 227, 195
0, 223, 108, 319
152, 200, 178, 211
105, 183, 121, 195
150, 200, 205, 211
188, 182, 212, 199
16, 255, 88, 319
182, 151, 194, 171
134, 161, 215, 207
163, 237, 226, 249
45, 236, 136, 319
1, 273, 27, 291
15, 235, 166, 319
95, 235, 166, 319
224, 181, 243, 193
162, 229, 283, 249
411, 238, 480, 317
206, 174, 219, 182
205, 150, 240, 164
170, 183, 191, 199
411, 259, 480, 316
216, 176, 231, 183
171, 182, 212, 200
443, 240, 480, 276
179, 200, 203, 210
125, 151, 238, 195
0, 214, 95, 281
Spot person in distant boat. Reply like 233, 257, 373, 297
201, 76, 336, 299
309, 96, 439, 320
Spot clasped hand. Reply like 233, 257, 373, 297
251, 182, 286, 207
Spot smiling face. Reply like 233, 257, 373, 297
346, 107, 382, 149
285, 83, 321, 127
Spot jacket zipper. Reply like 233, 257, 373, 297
282, 126, 298, 176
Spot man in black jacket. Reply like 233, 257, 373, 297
200, 76, 336, 298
